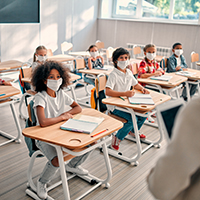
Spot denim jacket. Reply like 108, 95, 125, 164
167, 54, 188, 73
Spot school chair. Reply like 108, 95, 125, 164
190, 51, 199, 69
18, 62, 36, 120
132, 45, 142, 59
160, 57, 168, 72
95, 40, 105, 50
106, 47, 115, 65
61, 41, 73, 54
47, 49, 53, 57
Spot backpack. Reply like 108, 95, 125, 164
24, 99, 39, 157
90, 87, 107, 112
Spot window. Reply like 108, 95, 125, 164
111, 0, 200, 23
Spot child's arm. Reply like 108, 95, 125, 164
134, 83, 149, 94
87, 57, 93, 70
36, 102, 81, 127
97, 55, 104, 65
106, 87, 135, 97
140, 71, 162, 78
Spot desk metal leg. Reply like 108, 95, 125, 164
185, 81, 190, 102
56, 146, 71, 200
0, 101, 22, 146
69, 84, 77, 102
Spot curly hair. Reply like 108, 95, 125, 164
31, 61, 70, 92
112, 47, 130, 68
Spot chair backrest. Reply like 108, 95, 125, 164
191, 51, 199, 63
106, 47, 115, 59
95, 41, 105, 49
160, 57, 168, 71
133, 46, 141, 55
47, 49, 53, 57
61, 42, 73, 54
156, 98, 185, 142
74, 58, 85, 70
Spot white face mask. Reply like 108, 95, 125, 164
117, 60, 129, 70
37, 55, 47, 62
146, 53, 156, 61
47, 78, 63, 92
90, 52, 99, 58
174, 49, 183, 57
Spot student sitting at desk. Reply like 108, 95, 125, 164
167, 42, 197, 101
0, 78, 12, 86
31, 61, 90, 199
147, 96, 200, 200
84, 44, 104, 86
105, 47, 149, 151
32, 45, 48, 71
138, 44, 165, 80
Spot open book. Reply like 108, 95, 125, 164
175, 71, 196, 77
128, 93, 155, 105
150, 75, 172, 81
60, 114, 104, 134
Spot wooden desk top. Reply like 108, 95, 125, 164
137, 55, 164, 62
0, 60, 23, 71
176, 68, 200, 81
21, 73, 81, 83
79, 66, 113, 76
102, 90, 171, 113
69, 51, 90, 57
22, 108, 123, 149
0, 86, 20, 100
48, 54, 75, 62
138, 73, 188, 87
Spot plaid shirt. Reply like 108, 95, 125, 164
138, 59, 164, 78
85, 58, 103, 69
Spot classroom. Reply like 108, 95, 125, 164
1, 0, 200, 200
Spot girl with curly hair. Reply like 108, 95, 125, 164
31, 61, 90, 199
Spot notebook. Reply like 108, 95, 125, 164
150, 75, 172, 81
175, 71, 196, 77
128, 93, 154, 105
60, 115, 104, 134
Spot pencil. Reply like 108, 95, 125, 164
119, 96, 125, 101
91, 129, 108, 137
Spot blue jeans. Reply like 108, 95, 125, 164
111, 109, 147, 141
83, 75, 95, 86
182, 83, 198, 99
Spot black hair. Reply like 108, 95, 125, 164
87, 45, 98, 52
31, 61, 70, 92
112, 47, 130, 68
172, 42, 182, 49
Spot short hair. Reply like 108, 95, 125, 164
87, 45, 98, 51
112, 47, 130, 68
143, 44, 156, 52
33, 45, 47, 62
31, 61, 70, 92
172, 42, 182, 49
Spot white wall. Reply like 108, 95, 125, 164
97, 18, 200, 64
0, 0, 98, 62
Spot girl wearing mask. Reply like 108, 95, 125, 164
138, 44, 165, 79
84, 44, 104, 85
32, 45, 48, 71
105, 47, 149, 151
31, 61, 90, 199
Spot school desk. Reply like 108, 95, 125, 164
0, 60, 23, 72
47, 54, 75, 62
102, 90, 171, 165
137, 72, 189, 100
0, 86, 22, 146
22, 108, 123, 200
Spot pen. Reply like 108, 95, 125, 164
91, 129, 108, 137
0, 94, 6, 97
119, 96, 125, 101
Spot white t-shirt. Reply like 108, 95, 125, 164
106, 67, 138, 111
176, 57, 181, 67
34, 89, 74, 125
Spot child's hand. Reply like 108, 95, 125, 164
141, 88, 150, 94
176, 66, 182, 71
125, 90, 135, 97
60, 113, 73, 121
154, 71, 162, 76
182, 68, 188, 71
